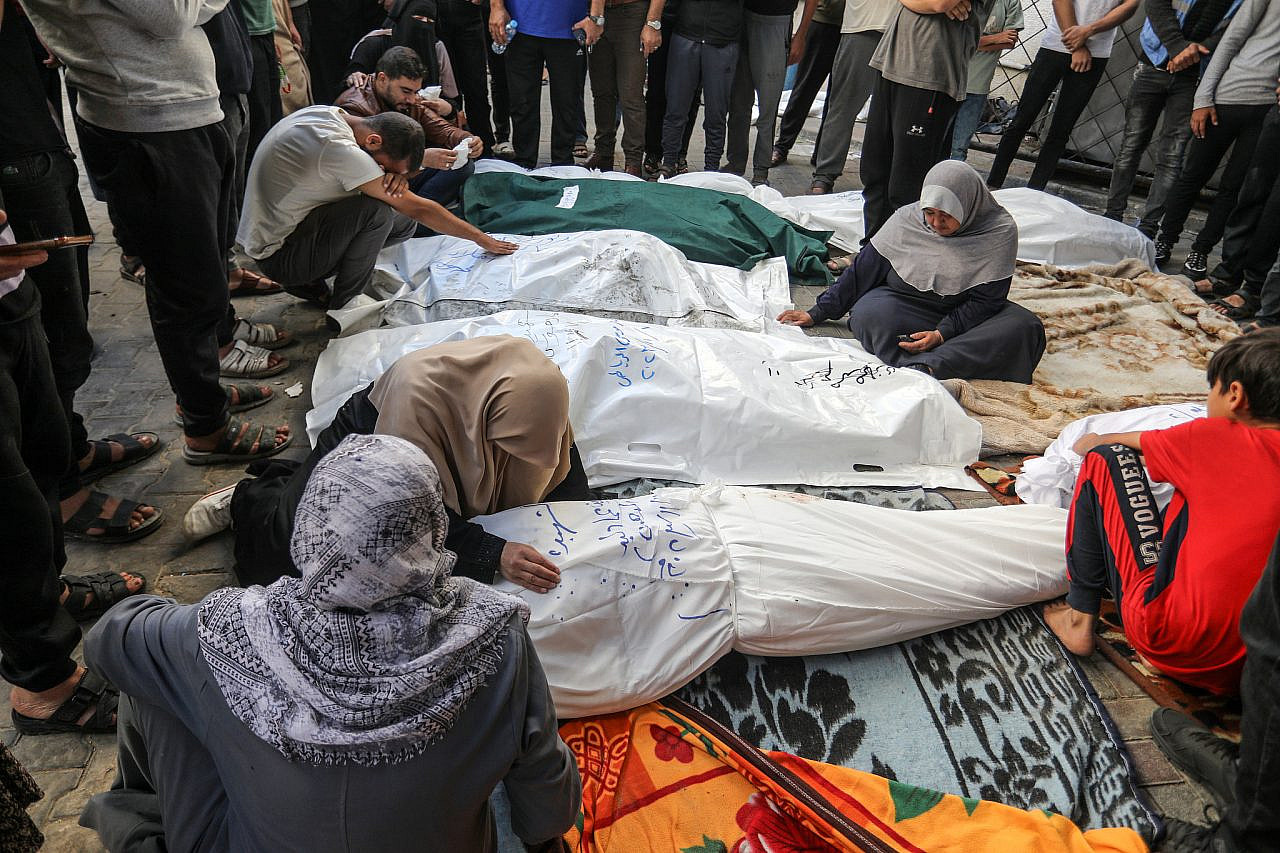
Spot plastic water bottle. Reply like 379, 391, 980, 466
491, 19, 517, 54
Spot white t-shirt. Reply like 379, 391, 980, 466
1039, 0, 1125, 59
238, 106, 385, 259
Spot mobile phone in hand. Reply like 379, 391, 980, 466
897, 334, 915, 342
0, 235, 94, 256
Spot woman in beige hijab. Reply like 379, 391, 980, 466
189, 336, 590, 593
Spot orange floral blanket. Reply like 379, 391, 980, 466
561, 697, 1148, 853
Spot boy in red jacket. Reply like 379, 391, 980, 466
1045, 328, 1280, 693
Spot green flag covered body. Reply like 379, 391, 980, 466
461, 173, 834, 284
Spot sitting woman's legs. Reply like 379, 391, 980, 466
913, 302, 1045, 382
846, 288, 945, 366
230, 386, 380, 586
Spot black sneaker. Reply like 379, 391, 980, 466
1160, 818, 1227, 853
1155, 239, 1174, 268
1183, 250, 1209, 278
1150, 708, 1239, 811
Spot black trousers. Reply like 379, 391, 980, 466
229, 385, 592, 587
505, 33, 585, 168
437, 0, 496, 149
774, 18, 840, 154
75, 118, 236, 438
291, 0, 311, 59
0, 277, 79, 693
306, 0, 385, 103
1158, 103, 1271, 252
986, 48, 1107, 191
1224, 531, 1280, 851
859, 75, 958, 242
246, 32, 284, 160
0, 148, 94, 500
1211, 106, 1280, 291
643, 26, 698, 163
484, 2, 511, 144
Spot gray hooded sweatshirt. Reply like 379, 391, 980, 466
21, 0, 228, 133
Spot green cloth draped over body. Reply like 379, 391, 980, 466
461, 173, 834, 284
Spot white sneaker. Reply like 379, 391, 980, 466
182, 484, 238, 541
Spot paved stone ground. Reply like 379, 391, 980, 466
6, 86, 1214, 851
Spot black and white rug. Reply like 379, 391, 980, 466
675, 606, 1161, 841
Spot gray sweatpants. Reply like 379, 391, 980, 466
811, 30, 882, 185
725, 10, 792, 175
257, 194, 417, 309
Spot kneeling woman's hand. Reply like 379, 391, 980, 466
500, 542, 561, 593
777, 309, 814, 327
898, 330, 943, 353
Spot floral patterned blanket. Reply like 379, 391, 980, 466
558, 697, 1147, 852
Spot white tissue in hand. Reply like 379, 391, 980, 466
451, 138, 471, 171
418, 85, 442, 100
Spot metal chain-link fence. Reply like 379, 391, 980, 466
985, 4, 1157, 175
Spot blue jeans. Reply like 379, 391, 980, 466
950, 93, 987, 161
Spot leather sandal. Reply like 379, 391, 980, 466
173, 383, 275, 425
60, 571, 147, 621
11, 670, 119, 735
182, 415, 292, 466
232, 318, 295, 350
1209, 290, 1260, 321
63, 491, 164, 544
218, 339, 290, 379
79, 432, 163, 485
229, 268, 283, 298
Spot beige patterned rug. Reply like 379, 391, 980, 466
944, 260, 1240, 455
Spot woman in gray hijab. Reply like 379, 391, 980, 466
780, 160, 1046, 382
79, 434, 580, 853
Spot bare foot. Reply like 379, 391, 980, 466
77, 434, 157, 474
184, 419, 291, 453
59, 572, 145, 609
60, 488, 158, 534
1043, 600, 1097, 656
10, 665, 113, 727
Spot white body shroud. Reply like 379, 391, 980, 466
308, 311, 983, 489
369, 230, 792, 332
472, 161, 1156, 266
477, 487, 1069, 717
1018, 403, 1206, 510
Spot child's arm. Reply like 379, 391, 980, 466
1073, 431, 1145, 456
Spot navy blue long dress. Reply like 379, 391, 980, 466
807, 244, 1045, 382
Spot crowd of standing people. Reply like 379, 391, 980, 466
1, 0, 1280, 850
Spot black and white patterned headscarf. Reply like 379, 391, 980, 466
197, 434, 528, 766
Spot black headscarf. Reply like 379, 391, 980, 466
387, 0, 440, 85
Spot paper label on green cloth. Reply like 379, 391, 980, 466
555, 185, 580, 209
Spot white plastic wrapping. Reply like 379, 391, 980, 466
308, 310, 983, 489
1018, 403, 1205, 510
479, 487, 1069, 717
471, 161, 1155, 267
367, 230, 792, 331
